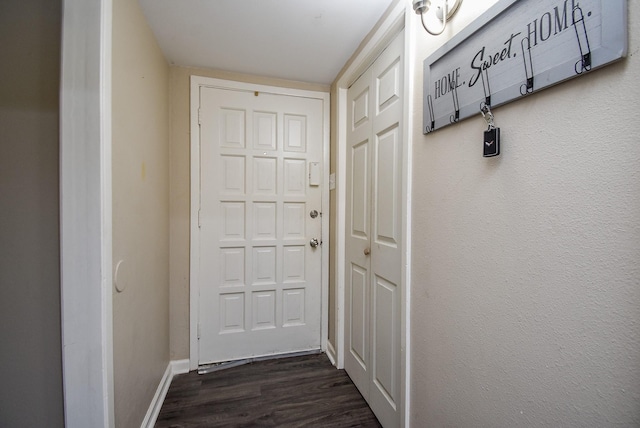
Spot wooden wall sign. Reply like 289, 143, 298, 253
422, 0, 627, 134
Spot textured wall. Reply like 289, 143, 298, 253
168, 65, 328, 360
410, 1, 640, 426
0, 1, 64, 426
112, 0, 170, 426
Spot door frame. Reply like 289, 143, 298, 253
189, 76, 331, 370
60, 0, 115, 426
335, 2, 414, 426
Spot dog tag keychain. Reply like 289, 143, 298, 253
481, 104, 500, 157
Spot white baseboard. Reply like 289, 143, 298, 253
326, 341, 337, 366
171, 359, 190, 375
141, 359, 191, 428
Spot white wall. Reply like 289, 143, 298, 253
410, 1, 640, 426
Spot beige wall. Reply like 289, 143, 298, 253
410, 1, 640, 426
0, 0, 64, 426
112, 0, 170, 426
169, 65, 328, 359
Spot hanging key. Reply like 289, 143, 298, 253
481, 105, 500, 157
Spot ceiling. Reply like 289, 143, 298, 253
138, 0, 396, 85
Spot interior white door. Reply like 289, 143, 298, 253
345, 31, 404, 428
198, 86, 324, 364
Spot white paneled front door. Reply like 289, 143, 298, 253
345, 30, 404, 428
197, 85, 324, 364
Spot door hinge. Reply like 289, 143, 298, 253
198, 108, 202, 125
197, 323, 201, 340
198, 209, 201, 228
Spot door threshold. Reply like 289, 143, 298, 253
197, 349, 322, 375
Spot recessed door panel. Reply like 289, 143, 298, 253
253, 203, 276, 240
220, 108, 246, 148
221, 202, 245, 241
219, 293, 245, 333
353, 88, 369, 129
253, 112, 277, 151
283, 245, 305, 282
253, 157, 277, 195
284, 114, 307, 153
377, 59, 400, 113
373, 275, 398, 408
252, 246, 276, 285
375, 126, 399, 247
283, 288, 305, 326
220, 155, 246, 195
283, 203, 305, 239
220, 247, 245, 287
351, 141, 369, 239
350, 263, 368, 367
283, 158, 306, 196
252, 291, 276, 330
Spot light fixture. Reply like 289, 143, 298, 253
413, 0, 463, 36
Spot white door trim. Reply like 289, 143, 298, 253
60, 0, 114, 426
335, 2, 413, 427
189, 76, 331, 370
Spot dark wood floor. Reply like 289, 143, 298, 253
155, 353, 381, 428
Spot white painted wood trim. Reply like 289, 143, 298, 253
140, 364, 172, 428
401, 6, 415, 428
191, 76, 330, 100
189, 76, 331, 370
321, 90, 331, 355
326, 340, 337, 366
60, 0, 114, 426
188, 76, 201, 371
140, 359, 190, 428
100, 0, 114, 423
336, 86, 347, 370
171, 359, 191, 375
334, 1, 410, 426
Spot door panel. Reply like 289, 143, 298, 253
346, 64, 373, 397
345, 30, 403, 428
198, 87, 323, 364
351, 141, 370, 239
373, 275, 398, 407
350, 263, 368, 367
375, 126, 400, 246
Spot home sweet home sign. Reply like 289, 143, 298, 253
422, 0, 627, 134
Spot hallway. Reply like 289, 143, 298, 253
4, 0, 639, 426
156, 353, 381, 427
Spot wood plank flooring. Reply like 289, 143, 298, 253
155, 353, 381, 428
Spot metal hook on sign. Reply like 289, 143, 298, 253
481, 104, 496, 130
520, 36, 534, 95
573, 5, 592, 74
480, 67, 492, 107
450, 85, 460, 124
426, 94, 435, 133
